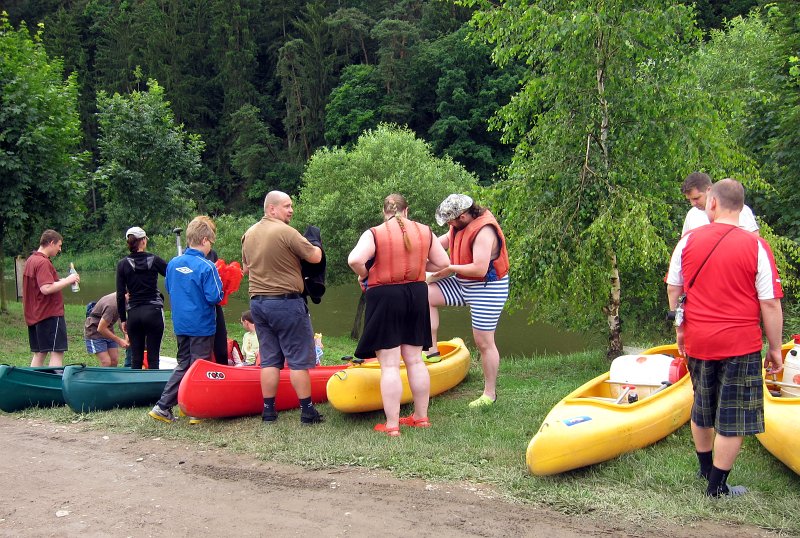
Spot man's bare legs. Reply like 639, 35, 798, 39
426, 283, 445, 356
473, 328, 499, 401
30, 351, 63, 367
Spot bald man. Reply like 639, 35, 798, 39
242, 191, 324, 425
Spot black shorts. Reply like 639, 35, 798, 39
28, 316, 68, 353
354, 281, 432, 359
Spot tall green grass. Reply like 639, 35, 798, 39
1, 301, 798, 534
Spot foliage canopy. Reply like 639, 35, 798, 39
461, 0, 764, 355
93, 79, 204, 236
0, 13, 85, 310
295, 124, 477, 283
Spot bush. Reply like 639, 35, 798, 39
294, 124, 477, 283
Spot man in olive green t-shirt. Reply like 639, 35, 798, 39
241, 191, 323, 425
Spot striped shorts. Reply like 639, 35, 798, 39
435, 275, 509, 332
687, 352, 764, 436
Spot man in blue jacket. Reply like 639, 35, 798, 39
149, 216, 224, 424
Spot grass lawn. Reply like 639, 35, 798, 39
1, 301, 798, 534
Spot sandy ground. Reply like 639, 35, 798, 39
0, 415, 775, 538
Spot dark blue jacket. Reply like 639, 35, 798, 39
166, 248, 223, 336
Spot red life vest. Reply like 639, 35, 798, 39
449, 210, 509, 282
367, 218, 432, 287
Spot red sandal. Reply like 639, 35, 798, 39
374, 423, 401, 436
398, 415, 431, 428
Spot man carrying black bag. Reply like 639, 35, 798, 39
241, 191, 325, 425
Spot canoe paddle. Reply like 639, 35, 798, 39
173, 227, 183, 256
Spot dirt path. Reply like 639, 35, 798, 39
0, 416, 772, 538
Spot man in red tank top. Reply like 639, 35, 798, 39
666, 179, 783, 498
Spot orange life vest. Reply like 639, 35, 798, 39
449, 210, 509, 282
367, 218, 432, 287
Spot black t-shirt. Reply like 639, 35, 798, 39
116, 251, 167, 321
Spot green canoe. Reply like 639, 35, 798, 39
0, 365, 66, 412
61, 365, 173, 412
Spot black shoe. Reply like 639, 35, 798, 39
300, 408, 324, 425
262, 410, 278, 423
706, 484, 748, 497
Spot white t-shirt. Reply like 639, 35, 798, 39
681, 205, 759, 236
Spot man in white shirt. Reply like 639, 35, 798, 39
681, 172, 759, 236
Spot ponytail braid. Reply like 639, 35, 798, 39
395, 214, 412, 251
383, 193, 411, 251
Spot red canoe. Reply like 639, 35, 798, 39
177, 361, 344, 419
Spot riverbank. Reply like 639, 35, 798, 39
1, 303, 798, 534
0, 416, 776, 538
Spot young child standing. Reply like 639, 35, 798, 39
240, 310, 259, 366
148, 216, 224, 424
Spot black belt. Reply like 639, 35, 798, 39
251, 293, 302, 300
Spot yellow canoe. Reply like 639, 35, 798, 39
526, 344, 693, 476
326, 337, 471, 413
757, 341, 800, 475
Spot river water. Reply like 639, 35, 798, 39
5, 271, 593, 356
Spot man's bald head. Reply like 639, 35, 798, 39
264, 191, 294, 224
709, 179, 744, 212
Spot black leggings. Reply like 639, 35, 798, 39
213, 305, 228, 364
127, 305, 164, 369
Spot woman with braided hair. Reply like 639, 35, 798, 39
348, 194, 450, 436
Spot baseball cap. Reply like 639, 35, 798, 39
125, 227, 147, 240
435, 194, 473, 226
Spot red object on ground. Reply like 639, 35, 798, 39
177, 360, 344, 419
214, 259, 244, 306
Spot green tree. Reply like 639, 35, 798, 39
93, 79, 204, 235
461, 0, 761, 357
277, 2, 336, 160
324, 64, 385, 146
295, 124, 477, 285
410, 27, 521, 183
228, 103, 302, 207
690, 7, 800, 302
0, 14, 86, 312
682, 0, 760, 32
327, 7, 374, 65
753, 2, 800, 241
371, 18, 420, 120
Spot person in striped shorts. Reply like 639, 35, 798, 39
426, 194, 510, 408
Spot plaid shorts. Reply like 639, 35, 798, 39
687, 352, 764, 436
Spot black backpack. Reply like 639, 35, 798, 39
85, 300, 98, 318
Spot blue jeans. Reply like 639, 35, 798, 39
250, 297, 315, 370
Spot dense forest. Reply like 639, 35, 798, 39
4, 1, 520, 223
3, 0, 799, 352
2, 0, 775, 233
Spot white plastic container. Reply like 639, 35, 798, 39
609, 354, 675, 398
781, 334, 800, 398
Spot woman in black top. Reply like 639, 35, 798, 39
117, 227, 168, 369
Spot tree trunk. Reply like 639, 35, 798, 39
605, 250, 623, 360
0, 239, 6, 314
360, 37, 369, 65
350, 293, 366, 340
